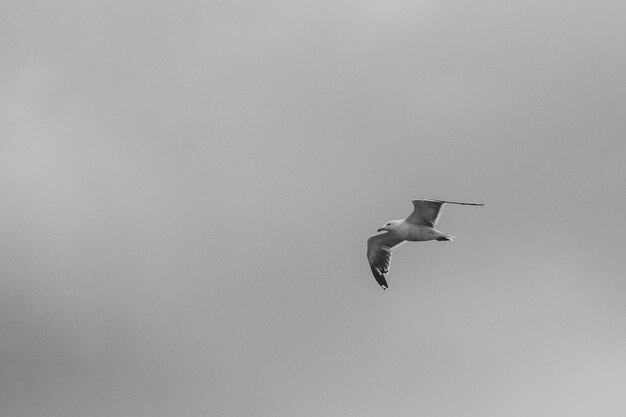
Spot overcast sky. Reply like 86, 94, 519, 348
2, 1, 626, 416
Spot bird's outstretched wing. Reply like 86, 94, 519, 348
405, 199, 484, 227
367, 232, 405, 290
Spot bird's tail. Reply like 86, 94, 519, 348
436, 235, 455, 241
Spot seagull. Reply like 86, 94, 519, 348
367, 198, 484, 290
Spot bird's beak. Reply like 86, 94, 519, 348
377, 227, 385, 232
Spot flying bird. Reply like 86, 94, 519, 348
367, 199, 484, 289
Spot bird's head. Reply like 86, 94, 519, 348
378, 220, 401, 232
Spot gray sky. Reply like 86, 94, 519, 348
2, 1, 626, 416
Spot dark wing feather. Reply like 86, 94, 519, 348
366, 232, 405, 290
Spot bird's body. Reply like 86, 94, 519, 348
391, 223, 449, 241
367, 198, 484, 289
